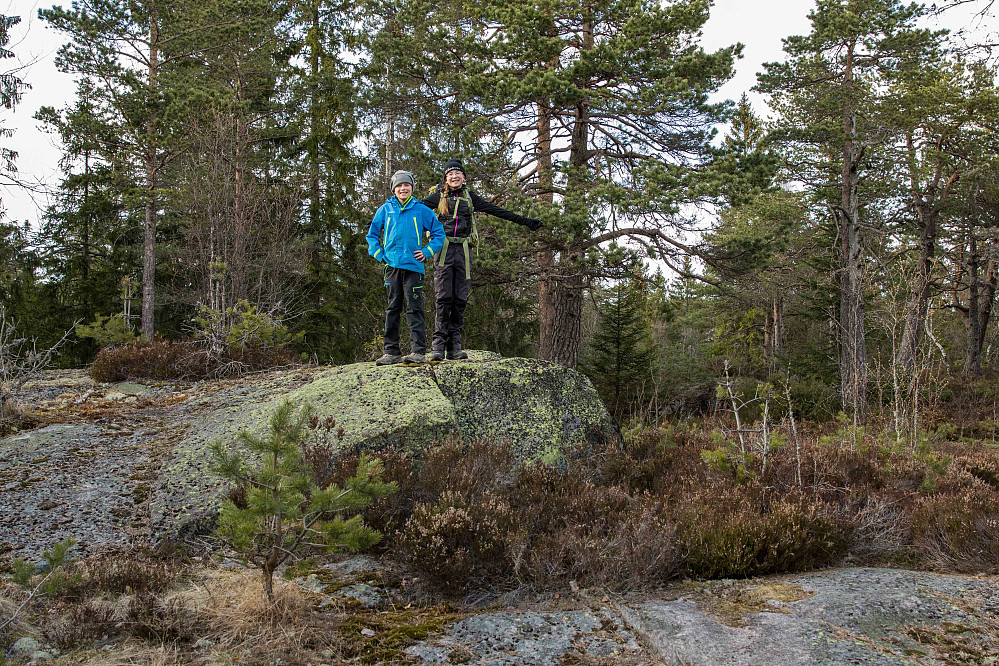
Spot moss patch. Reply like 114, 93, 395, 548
340, 607, 459, 664
689, 580, 815, 627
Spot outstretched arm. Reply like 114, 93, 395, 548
469, 191, 543, 230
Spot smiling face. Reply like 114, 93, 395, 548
445, 169, 465, 189
393, 182, 413, 202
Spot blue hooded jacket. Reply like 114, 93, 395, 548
367, 196, 446, 274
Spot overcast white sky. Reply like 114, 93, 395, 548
0, 0, 990, 228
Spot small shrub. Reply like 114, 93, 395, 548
89, 334, 299, 382
520, 495, 680, 590
194, 298, 303, 353
80, 550, 180, 596
89, 336, 203, 382
43, 600, 117, 649
399, 491, 520, 593
678, 491, 847, 579
416, 438, 516, 499
846, 495, 912, 555
911, 481, 999, 573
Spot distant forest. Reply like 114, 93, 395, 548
1, 0, 998, 425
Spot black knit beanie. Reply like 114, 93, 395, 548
442, 158, 465, 177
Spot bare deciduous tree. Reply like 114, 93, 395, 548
0, 307, 75, 427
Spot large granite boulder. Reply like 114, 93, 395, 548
150, 353, 619, 541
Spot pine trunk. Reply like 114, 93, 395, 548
838, 43, 867, 415
896, 202, 937, 368
964, 232, 997, 377
141, 5, 159, 339
539, 20, 591, 369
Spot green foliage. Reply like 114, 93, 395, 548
194, 299, 303, 353
10, 557, 33, 588
584, 277, 655, 421
76, 313, 136, 349
9, 537, 81, 597
211, 399, 396, 599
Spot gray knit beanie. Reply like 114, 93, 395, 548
390, 170, 415, 190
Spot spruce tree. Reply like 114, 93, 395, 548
586, 277, 654, 422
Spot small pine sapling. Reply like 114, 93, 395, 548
210, 399, 396, 599
1, 537, 79, 633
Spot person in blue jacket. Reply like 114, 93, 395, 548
367, 170, 446, 365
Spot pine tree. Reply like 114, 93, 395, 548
211, 400, 396, 600
458, 0, 738, 368
756, 0, 940, 414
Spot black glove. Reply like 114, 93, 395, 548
525, 217, 544, 231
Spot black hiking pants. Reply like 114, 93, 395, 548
384, 267, 426, 354
432, 242, 471, 352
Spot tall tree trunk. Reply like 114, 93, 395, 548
539, 19, 591, 368
838, 42, 867, 414
308, 1, 321, 236
964, 228, 997, 377
82, 148, 92, 320
141, 3, 159, 339
896, 202, 938, 368
764, 296, 784, 369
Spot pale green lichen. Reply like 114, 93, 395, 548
151, 357, 619, 541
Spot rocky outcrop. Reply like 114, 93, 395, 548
152, 353, 618, 541
0, 355, 618, 559
406, 568, 999, 664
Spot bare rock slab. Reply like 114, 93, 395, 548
407, 607, 642, 665
618, 568, 999, 665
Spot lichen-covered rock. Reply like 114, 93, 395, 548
436, 357, 617, 464
150, 355, 618, 542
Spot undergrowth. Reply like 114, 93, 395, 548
324, 418, 999, 597
89, 336, 299, 382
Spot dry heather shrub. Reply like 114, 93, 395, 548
520, 496, 680, 590
43, 600, 119, 648
953, 449, 999, 489
845, 494, 912, 555
399, 491, 521, 593
90, 337, 204, 382
90, 337, 298, 382
416, 438, 516, 498
597, 423, 713, 494
81, 551, 180, 596
911, 478, 999, 573
678, 489, 847, 579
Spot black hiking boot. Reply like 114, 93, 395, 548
428, 350, 445, 362
447, 346, 468, 360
